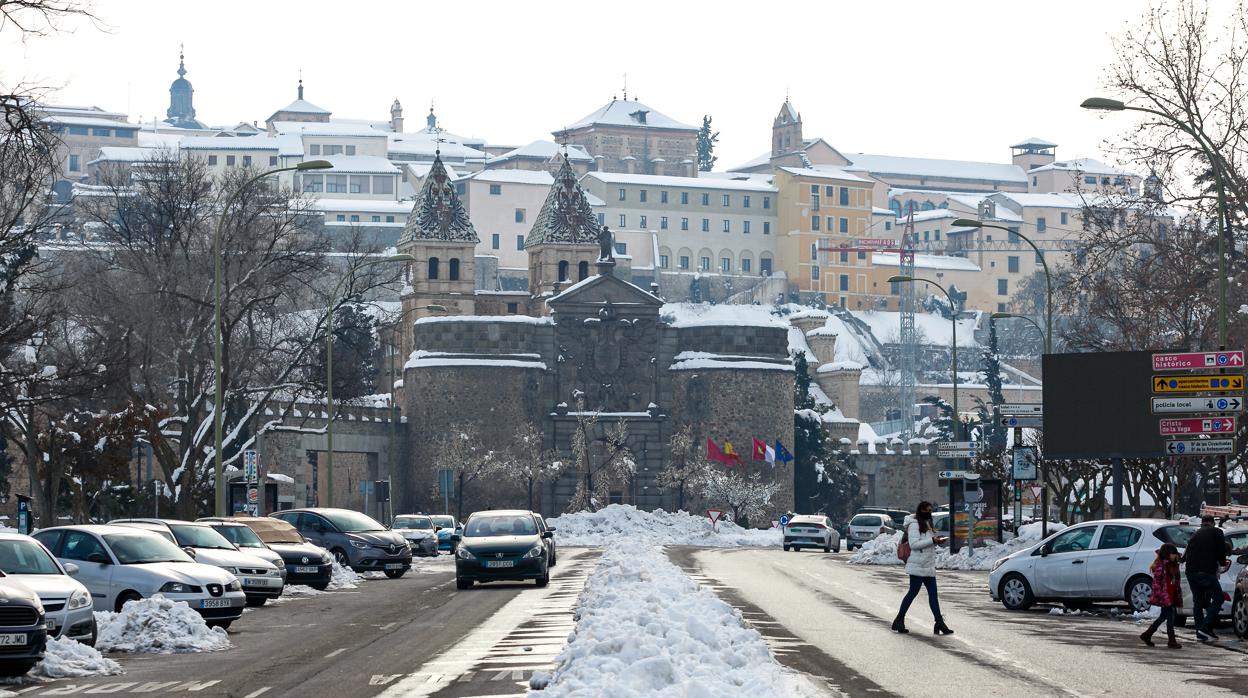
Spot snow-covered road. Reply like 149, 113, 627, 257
675, 548, 1248, 697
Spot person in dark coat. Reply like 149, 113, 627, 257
1183, 515, 1228, 642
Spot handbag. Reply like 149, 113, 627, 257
897, 530, 911, 562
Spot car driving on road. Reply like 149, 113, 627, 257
200, 517, 332, 590
392, 515, 439, 557
846, 512, 896, 551
453, 510, 551, 589
431, 515, 459, 553
273, 508, 412, 577
783, 515, 840, 553
534, 514, 557, 566
33, 525, 245, 628
0, 578, 48, 676
0, 532, 94, 646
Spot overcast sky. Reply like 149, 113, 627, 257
0, 0, 1214, 169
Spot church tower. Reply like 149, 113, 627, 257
165, 46, 205, 129
398, 152, 480, 322
390, 99, 404, 133
525, 155, 604, 303
771, 98, 803, 157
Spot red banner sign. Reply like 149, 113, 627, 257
1158, 416, 1236, 436
1153, 351, 1244, 371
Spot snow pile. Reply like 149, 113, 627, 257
312, 547, 363, 589
548, 505, 780, 547
94, 596, 231, 654
32, 636, 123, 678
534, 541, 821, 697
848, 521, 1067, 571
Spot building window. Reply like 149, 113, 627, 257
763, 222, 771, 235
1060, 212, 1069, 225
839, 217, 849, 233
618, 188, 626, 201
374, 177, 394, 195
1084, 175, 1097, 185
310, 145, 321, 155
326, 174, 347, 192
826, 216, 834, 231
998, 302, 1007, 313
242, 155, 252, 166
811, 216, 821, 231
811, 193, 820, 211
350, 175, 370, 194
1035, 251, 1044, 264
557, 260, 569, 282
743, 221, 751, 234
741, 258, 751, 273
516, 234, 524, 250
722, 219, 730, 233
681, 217, 689, 231
226, 155, 237, 167
428, 257, 440, 279
208, 155, 218, 166
743, 195, 751, 208
349, 214, 359, 222
614, 242, 627, 255
372, 215, 380, 222
720, 257, 730, 272
857, 251, 866, 260
701, 193, 710, 206
811, 266, 820, 280
302, 174, 323, 192
890, 280, 901, 295
491, 233, 500, 249
810, 243, 818, 261
578, 260, 589, 281
924, 231, 930, 241
67, 125, 88, 135
935, 231, 941, 240
763, 196, 771, 209
839, 274, 849, 291
700, 256, 710, 271
840, 187, 850, 206
661, 216, 669, 230
269, 156, 278, 166
68, 154, 80, 172
660, 191, 668, 204
91, 127, 111, 137
679, 255, 690, 270
619, 214, 627, 227
448, 258, 460, 280
840, 251, 848, 263
489, 184, 501, 195
639, 189, 647, 203
639, 215, 648, 228
998, 278, 1008, 295
1032, 176, 1038, 186
1008, 256, 1019, 273
335, 214, 345, 222
701, 218, 709, 232
1037, 217, 1047, 232
507, 303, 519, 314
722, 194, 730, 207
597, 213, 605, 225
681, 192, 689, 205
516, 209, 526, 223
386, 215, 395, 223
885, 221, 892, 231
660, 254, 669, 269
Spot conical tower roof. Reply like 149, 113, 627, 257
400, 153, 478, 244
524, 155, 599, 248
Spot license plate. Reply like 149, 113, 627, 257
384, 563, 405, 570
243, 578, 274, 587
293, 566, 319, 574
201, 598, 232, 609
485, 560, 514, 568
0, 634, 25, 646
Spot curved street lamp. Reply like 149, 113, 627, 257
214, 159, 333, 517
888, 275, 963, 443
990, 312, 1046, 348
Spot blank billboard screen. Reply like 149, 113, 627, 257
1042, 350, 1166, 459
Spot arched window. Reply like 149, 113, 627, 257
921, 201, 935, 211
427, 257, 440, 280
889, 200, 902, 217
448, 258, 460, 281
577, 260, 589, 281
558, 260, 569, 282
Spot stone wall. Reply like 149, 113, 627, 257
850, 452, 947, 510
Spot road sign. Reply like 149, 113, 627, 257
935, 441, 979, 459
779, 514, 791, 527
1012, 446, 1038, 481
998, 403, 1043, 416
707, 509, 724, 527
999, 415, 1043, 428
1166, 439, 1236, 455
243, 449, 258, 480
246, 487, 258, 504
1152, 374, 1244, 393
1029, 485, 1043, 499
938, 470, 979, 479
1151, 396, 1244, 414
1158, 416, 1236, 436
1152, 351, 1244, 371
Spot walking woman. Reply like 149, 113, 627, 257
891, 500, 953, 635
1140, 543, 1183, 649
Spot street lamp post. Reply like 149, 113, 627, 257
990, 312, 1046, 347
213, 159, 332, 517
323, 254, 416, 508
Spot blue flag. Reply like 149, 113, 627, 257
774, 440, 794, 464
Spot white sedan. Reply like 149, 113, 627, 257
783, 515, 840, 553
989, 518, 1198, 613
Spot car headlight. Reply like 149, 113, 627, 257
456, 547, 476, 561
159, 582, 201, 594
67, 589, 91, 610
321, 553, 333, 564
226, 580, 242, 592
991, 558, 1007, 573
350, 540, 369, 549
273, 558, 286, 569
525, 545, 545, 559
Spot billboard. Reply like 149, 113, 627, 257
1042, 351, 1166, 459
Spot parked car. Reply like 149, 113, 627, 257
392, 515, 439, 557
200, 517, 332, 590
453, 510, 551, 589
534, 514, 557, 566
195, 519, 289, 579
0, 532, 94, 645
33, 525, 244, 628
110, 519, 283, 607
783, 515, 840, 553
430, 515, 459, 552
1234, 551, 1248, 638
989, 519, 1199, 613
846, 512, 897, 551
0, 578, 48, 676
856, 507, 910, 529
272, 508, 412, 577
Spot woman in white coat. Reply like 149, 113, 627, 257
891, 500, 953, 635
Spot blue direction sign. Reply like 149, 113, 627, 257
1165, 439, 1236, 456
779, 514, 791, 527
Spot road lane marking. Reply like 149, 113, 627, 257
378, 622, 397, 630
325, 648, 348, 658
242, 690, 272, 698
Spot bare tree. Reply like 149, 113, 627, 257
658, 424, 702, 511
430, 425, 499, 520
499, 422, 565, 512
699, 467, 779, 527
0, 0, 96, 36
565, 392, 635, 512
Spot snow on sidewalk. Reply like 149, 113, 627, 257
532, 540, 824, 697
848, 520, 1067, 571
32, 636, 122, 678
94, 595, 231, 654
548, 504, 781, 547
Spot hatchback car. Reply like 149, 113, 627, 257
783, 515, 840, 553
430, 515, 459, 552
33, 525, 245, 628
392, 515, 439, 557
453, 510, 551, 589
111, 519, 283, 606
846, 512, 897, 551
534, 514, 557, 566
0, 533, 94, 645
273, 508, 411, 577
1233, 552, 1248, 639
200, 517, 332, 590
989, 519, 1198, 613
0, 578, 48, 676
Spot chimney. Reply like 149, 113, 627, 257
391, 99, 404, 133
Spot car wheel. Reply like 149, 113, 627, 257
1000, 573, 1035, 611
310, 581, 330, 591
1234, 593, 1248, 639
550, 554, 557, 568
1125, 575, 1153, 613
847, 544, 855, 551
823, 541, 832, 553
0, 661, 36, 677
84, 616, 97, 648
245, 596, 267, 607
208, 620, 232, 630
536, 572, 550, 588
384, 569, 407, 579
331, 548, 350, 568
834, 546, 841, 553
783, 545, 790, 552
115, 590, 142, 613
456, 578, 473, 590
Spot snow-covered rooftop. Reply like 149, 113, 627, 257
271, 121, 385, 138
871, 252, 981, 272
463, 169, 553, 185
991, 192, 1086, 209
1010, 137, 1058, 149
848, 152, 1027, 184
272, 98, 331, 116
560, 98, 698, 132
1029, 158, 1133, 176
43, 114, 137, 130
583, 172, 776, 192
88, 146, 156, 165
490, 140, 593, 163
178, 135, 281, 151
307, 198, 411, 214
660, 303, 789, 329
320, 155, 399, 174
778, 166, 870, 183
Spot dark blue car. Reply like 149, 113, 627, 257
430, 515, 459, 552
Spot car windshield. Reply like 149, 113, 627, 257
212, 525, 265, 549
393, 517, 433, 530
170, 525, 236, 550
104, 534, 194, 564
850, 515, 883, 527
464, 515, 536, 537
1154, 525, 1198, 548
0, 540, 62, 575
430, 516, 456, 529
247, 520, 304, 544
322, 511, 387, 533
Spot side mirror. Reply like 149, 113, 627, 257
541, 531, 553, 539
63, 562, 80, 576
433, 527, 442, 533
1039, 545, 1050, 557
182, 546, 197, 559
85, 553, 110, 565
449, 534, 462, 542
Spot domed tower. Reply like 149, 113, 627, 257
525, 155, 603, 302
398, 152, 479, 321
165, 46, 205, 129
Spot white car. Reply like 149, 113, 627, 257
0, 532, 95, 645
989, 518, 1199, 613
783, 515, 840, 553
846, 513, 897, 551
33, 525, 246, 628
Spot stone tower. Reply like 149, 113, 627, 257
390, 99, 404, 133
772, 99, 802, 157
399, 152, 480, 324
524, 155, 603, 302
164, 46, 204, 129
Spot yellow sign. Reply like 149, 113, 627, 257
1152, 374, 1244, 393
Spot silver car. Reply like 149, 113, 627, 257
783, 515, 841, 553
33, 525, 245, 628
392, 515, 439, 557
0, 533, 94, 645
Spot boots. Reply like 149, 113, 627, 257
934, 617, 954, 635
891, 616, 909, 634
1140, 631, 1155, 647
1166, 628, 1181, 649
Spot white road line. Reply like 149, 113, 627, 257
242, 689, 272, 698
378, 621, 397, 630
325, 648, 348, 658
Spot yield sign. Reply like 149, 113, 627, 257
1029, 485, 1043, 499
707, 509, 724, 526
